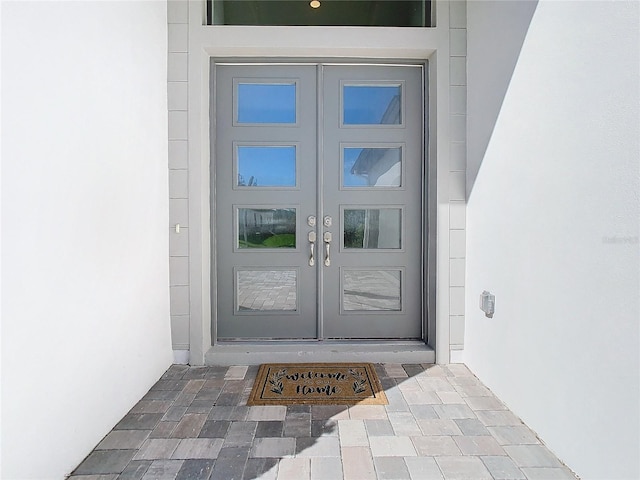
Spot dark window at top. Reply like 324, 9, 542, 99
208, 0, 432, 27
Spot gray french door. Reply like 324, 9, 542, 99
214, 63, 424, 340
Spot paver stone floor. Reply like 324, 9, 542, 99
70, 363, 578, 480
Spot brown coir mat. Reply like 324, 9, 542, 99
247, 363, 388, 406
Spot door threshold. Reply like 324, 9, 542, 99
204, 340, 435, 365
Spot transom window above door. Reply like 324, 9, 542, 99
207, 0, 433, 27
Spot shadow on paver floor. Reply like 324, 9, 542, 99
70, 363, 578, 479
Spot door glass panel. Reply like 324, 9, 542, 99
237, 83, 296, 124
237, 270, 297, 311
237, 208, 296, 248
343, 85, 401, 125
209, 1, 432, 27
343, 208, 401, 249
237, 146, 296, 187
343, 147, 402, 187
343, 270, 401, 311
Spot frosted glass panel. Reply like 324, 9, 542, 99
237, 270, 297, 311
343, 270, 401, 311
344, 209, 401, 249
238, 208, 296, 248
237, 146, 296, 187
343, 147, 402, 187
343, 85, 401, 125
237, 83, 296, 123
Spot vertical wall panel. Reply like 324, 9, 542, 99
167, 1, 191, 354
448, 1, 467, 351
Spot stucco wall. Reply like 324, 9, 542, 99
465, 1, 639, 479
1, 2, 173, 478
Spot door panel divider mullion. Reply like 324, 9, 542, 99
316, 63, 325, 341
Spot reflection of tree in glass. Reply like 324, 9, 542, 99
238, 208, 296, 248
344, 210, 365, 248
237, 174, 258, 186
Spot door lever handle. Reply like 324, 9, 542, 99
308, 231, 317, 266
323, 231, 332, 266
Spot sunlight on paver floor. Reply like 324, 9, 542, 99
70, 363, 577, 480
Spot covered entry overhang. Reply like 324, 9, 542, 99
182, 8, 458, 365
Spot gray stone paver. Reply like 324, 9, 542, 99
466, 396, 508, 411
339, 419, 369, 446
488, 426, 540, 445
250, 437, 296, 458
408, 404, 438, 420
296, 436, 341, 457
118, 460, 152, 480
349, 404, 388, 420
69, 364, 577, 479
77, 474, 120, 480
481, 456, 527, 480
404, 457, 444, 479
453, 435, 505, 456
411, 435, 461, 456
454, 418, 490, 436
388, 412, 422, 436
171, 438, 224, 459
211, 445, 250, 479
277, 457, 311, 479
96, 430, 150, 450
150, 421, 177, 439
369, 436, 417, 457
365, 419, 396, 436
133, 439, 180, 461
436, 456, 492, 479
311, 419, 339, 437
140, 460, 183, 480
311, 457, 343, 480
374, 456, 411, 479
384, 388, 411, 412
520, 467, 578, 479
170, 413, 207, 438
244, 458, 279, 480
504, 445, 562, 468
476, 410, 523, 426
342, 446, 377, 479
175, 459, 215, 480
73, 450, 136, 475
418, 419, 463, 436
433, 404, 476, 420
114, 413, 162, 431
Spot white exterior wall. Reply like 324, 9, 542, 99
1, 2, 173, 478
465, 1, 639, 479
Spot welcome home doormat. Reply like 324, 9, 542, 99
247, 363, 388, 405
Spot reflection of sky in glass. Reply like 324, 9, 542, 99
343, 85, 401, 124
343, 148, 367, 186
237, 83, 296, 123
237, 146, 296, 187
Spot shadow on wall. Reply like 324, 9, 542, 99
466, 0, 538, 197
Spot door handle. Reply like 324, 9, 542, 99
308, 231, 317, 266
323, 231, 332, 266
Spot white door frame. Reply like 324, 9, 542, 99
185, 3, 455, 364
